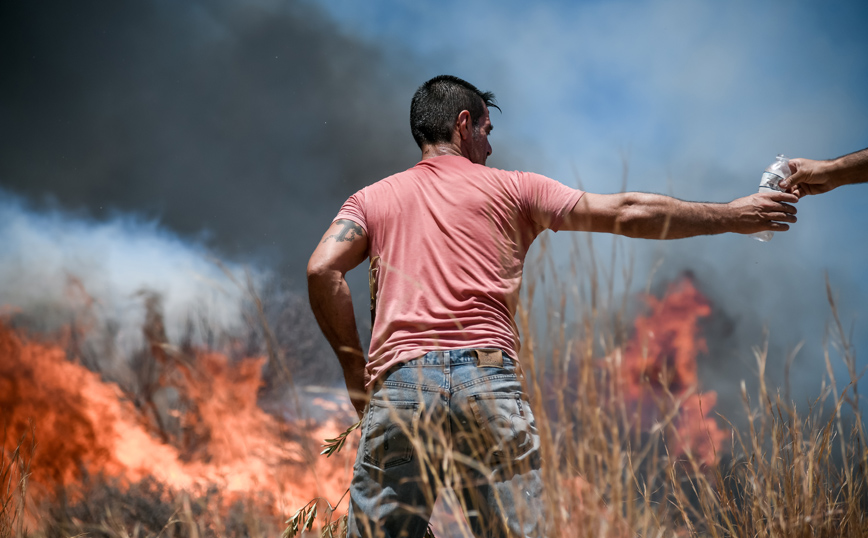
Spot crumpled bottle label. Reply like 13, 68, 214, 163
758, 171, 784, 191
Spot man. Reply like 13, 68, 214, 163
307, 75, 798, 538
780, 147, 868, 197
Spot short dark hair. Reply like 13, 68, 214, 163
410, 75, 499, 149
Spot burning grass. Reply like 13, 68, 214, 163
0, 286, 356, 537
1, 243, 866, 537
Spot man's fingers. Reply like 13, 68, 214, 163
776, 202, 797, 214
779, 160, 804, 189
767, 212, 797, 223
766, 191, 799, 203
779, 175, 797, 189
767, 222, 791, 231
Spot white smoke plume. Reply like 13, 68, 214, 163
0, 189, 256, 353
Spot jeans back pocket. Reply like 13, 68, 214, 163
468, 392, 538, 468
363, 399, 421, 470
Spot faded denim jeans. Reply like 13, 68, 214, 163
348, 349, 548, 538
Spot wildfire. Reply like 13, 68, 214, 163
617, 276, 728, 466
1, 274, 728, 534
0, 320, 355, 523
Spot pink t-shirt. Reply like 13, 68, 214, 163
335, 155, 584, 385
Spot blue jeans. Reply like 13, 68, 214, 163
348, 349, 548, 538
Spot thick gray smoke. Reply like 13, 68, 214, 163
0, 0, 507, 390
0, 0, 420, 280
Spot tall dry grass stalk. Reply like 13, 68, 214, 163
522, 237, 865, 537
679, 275, 868, 538
521, 238, 866, 537
1, 427, 33, 538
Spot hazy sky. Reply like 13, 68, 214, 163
1, 0, 866, 414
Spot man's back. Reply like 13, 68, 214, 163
336, 154, 583, 383
306, 75, 799, 537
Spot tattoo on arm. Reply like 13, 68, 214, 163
322, 219, 365, 244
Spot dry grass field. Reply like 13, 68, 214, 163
2, 239, 866, 537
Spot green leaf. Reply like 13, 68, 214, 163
304, 504, 318, 531
284, 508, 302, 538
320, 420, 362, 458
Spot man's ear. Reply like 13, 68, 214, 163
455, 110, 472, 141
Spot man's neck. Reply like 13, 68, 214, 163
421, 143, 463, 161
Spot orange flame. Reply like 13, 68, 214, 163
0, 321, 355, 520
618, 277, 728, 466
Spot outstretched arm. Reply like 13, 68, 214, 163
779, 148, 868, 197
307, 219, 369, 418
561, 191, 798, 238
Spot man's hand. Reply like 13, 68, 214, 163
726, 191, 799, 234
341, 352, 371, 419
779, 158, 838, 197
780, 149, 868, 197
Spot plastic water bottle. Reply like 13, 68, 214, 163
751, 154, 792, 242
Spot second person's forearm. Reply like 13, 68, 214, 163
831, 148, 868, 187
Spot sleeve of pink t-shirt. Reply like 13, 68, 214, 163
334, 189, 368, 234
518, 172, 585, 232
